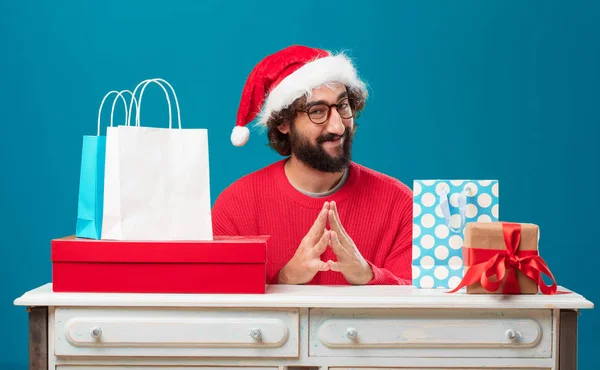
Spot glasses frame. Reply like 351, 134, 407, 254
300, 97, 357, 124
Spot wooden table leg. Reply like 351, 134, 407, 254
559, 309, 578, 370
28, 306, 48, 370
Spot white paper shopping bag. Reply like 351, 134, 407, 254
99, 90, 138, 240
101, 78, 213, 241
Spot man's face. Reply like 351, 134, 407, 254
288, 84, 355, 173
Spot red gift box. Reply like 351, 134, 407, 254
51, 235, 270, 294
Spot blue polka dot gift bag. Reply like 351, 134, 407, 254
412, 180, 499, 289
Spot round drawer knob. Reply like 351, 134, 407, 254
346, 327, 358, 340
250, 328, 262, 340
90, 326, 102, 339
505, 329, 519, 340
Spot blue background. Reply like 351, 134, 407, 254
1, 0, 598, 368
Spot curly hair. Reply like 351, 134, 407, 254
265, 84, 367, 156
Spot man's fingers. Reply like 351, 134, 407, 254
309, 202, 329, 237
327, 260, 341, 272
313, 230, 330, 255
328, 209, 343, 238
329, 202, 351, 246
330, 201, 349, 235
329, 230, 345, 256
310, 259, 330, 272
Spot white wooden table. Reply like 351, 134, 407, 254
14, 283, 593, 370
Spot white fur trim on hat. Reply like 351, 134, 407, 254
255, 53, 366, 128
231, 125, 250, 146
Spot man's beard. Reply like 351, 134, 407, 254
289, 124, 354, 173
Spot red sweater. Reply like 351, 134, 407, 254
211, 159, 413, 285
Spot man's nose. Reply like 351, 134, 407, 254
326, 108, 345, 136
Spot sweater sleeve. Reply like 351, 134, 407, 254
365, 245, 411, 285
211, 189, 242, 236
365, 190, 413, 286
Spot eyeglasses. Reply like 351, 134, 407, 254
301, 98, 357, 124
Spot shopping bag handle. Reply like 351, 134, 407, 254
96, 90, 135, 136
128, 78, 181, 129
439, 184, 472, 233
109, 90, 138, 130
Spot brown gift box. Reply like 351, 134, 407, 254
463, 222, 539, 294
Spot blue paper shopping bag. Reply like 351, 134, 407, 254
412, 180, 499, 289
75, 90, 135, 239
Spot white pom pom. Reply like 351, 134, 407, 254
231, 125, 250, 146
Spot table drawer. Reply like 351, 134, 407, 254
55, 307, 299, 358
309, 308, 552, 358
331, 368, 551, 370
57, 368, 278, 370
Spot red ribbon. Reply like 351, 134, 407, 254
448, 223, 560, 295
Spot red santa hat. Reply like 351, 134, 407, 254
231, 45, 367, 146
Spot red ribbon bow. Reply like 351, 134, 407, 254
448, 222, 559, 295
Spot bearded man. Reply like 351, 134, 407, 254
211, 45, 413, 286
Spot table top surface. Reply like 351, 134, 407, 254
13, 283, 594, 309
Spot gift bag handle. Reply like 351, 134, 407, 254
109, 90, 138, 129
128, 78, 181, 129
439, 184, 472, 233
97, 90, 133, 136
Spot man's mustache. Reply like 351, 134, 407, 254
317, 131, 346, 144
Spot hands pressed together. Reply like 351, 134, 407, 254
278, 201, 374, 285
